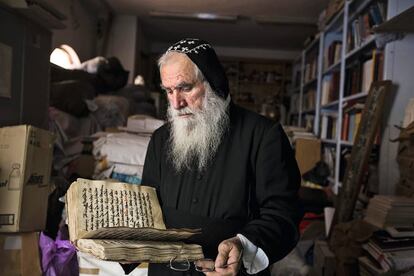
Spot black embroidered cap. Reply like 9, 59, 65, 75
166, 38, 229, 99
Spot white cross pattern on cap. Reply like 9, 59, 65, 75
167, 38, 212, 54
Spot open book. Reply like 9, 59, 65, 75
66, 178, 204, 262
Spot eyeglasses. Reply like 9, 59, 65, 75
167, 248, 244, 273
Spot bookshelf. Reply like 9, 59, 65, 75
286, 35, 323, 133
287, 56, 303, 126
222, 59, 290, 120
289, 0, 389, 193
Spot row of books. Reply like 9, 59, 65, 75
321, 71, 340, 106
341, 102, 364, 142
303, 89, 316, 111
344, 50, 384, 97
313, 50, 383, 106
320, 113, 337, 140
289, 93, 300, 114
347, 2, 386, 52
304, 53, 318, 83
324, 40, 342, 70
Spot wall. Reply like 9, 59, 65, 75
52, 0, 104, 61
379, 0, 414, 194
105, 15, 138, 84
0, 8, 51, 128
150, 42, 300, 60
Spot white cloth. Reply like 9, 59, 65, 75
93, 132, 150, 166
77, 252, 148, 276
121, 115, 164, 134
237, 234, 269, 274
113, 163, 144, 178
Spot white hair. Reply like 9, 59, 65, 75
167, 81, 229, 172
158, 51, 205, 82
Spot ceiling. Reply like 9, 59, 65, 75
105, 0, 330, 51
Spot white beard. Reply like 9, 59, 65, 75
167, 85, 229, 172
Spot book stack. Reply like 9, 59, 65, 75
359, 230, 414, 275
364, 195, 414, 229
361, 196, 414, 274
283, 126, 316, 144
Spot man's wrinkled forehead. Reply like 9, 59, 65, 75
160, 53, 197, 84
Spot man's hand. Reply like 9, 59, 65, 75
195, 236, 244, 275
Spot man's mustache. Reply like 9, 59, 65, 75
170, 107, 195, 117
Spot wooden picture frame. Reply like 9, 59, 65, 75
333, 80, 392, 225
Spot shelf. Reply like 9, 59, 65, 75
321, 100, 339, 109
345, 35, 376, 60
323, 61, 341, 75
289, 87, 300, 94
239, 80, 282, 85
302, 109, 316, 114
304, 36, 320, 53
343, 91, 368, 102
302, 78, 317, 88
341, 140, 354, 146
348, 0, 376, 24
374, 5, 414, 33
322, 138, 337, 145
325, 8, 344, 32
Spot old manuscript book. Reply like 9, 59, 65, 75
66, 178, 203, 262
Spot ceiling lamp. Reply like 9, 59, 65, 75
149, 11, 238, 22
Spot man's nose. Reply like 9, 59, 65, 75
170, 91, 187, 109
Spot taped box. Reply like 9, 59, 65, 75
0, 125, 54, 232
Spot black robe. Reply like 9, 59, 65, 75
141, 103, 303, 275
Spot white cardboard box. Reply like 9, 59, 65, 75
0, 125, 54, 232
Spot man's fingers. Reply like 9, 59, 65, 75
210, 237, 243, 275
194, 259, 215, 272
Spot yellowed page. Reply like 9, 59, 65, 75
66, 178, 165, 241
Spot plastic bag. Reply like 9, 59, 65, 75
39, 230, 79, 276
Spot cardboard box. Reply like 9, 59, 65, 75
0, 232, 42, 276
0, 125, 54, 232
295, 138, 321, 175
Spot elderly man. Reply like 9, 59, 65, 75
141, 38, 302, 276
